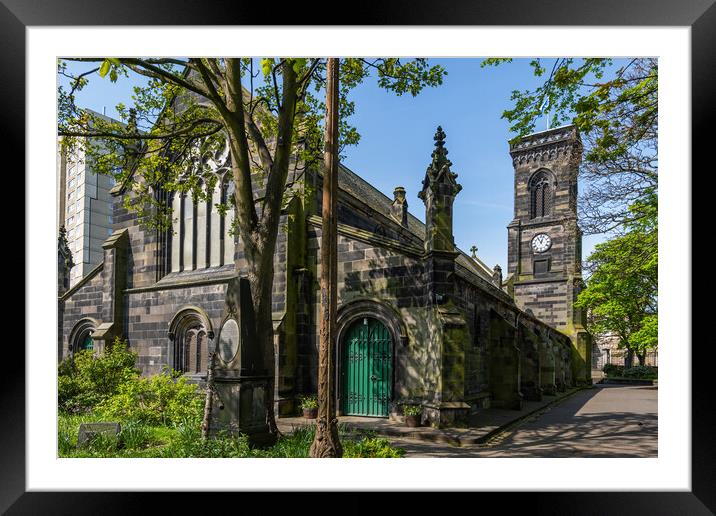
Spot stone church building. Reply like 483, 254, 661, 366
58, 124, 591, 428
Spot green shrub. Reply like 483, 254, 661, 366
343, 437, 405, 458
622, 365, 657, 379
603, 363, 657, 379
403, 405, 422, 416
96, 368, 204, 426
159, 420, 253, 458
299, 395, 318, 410
58, 337, 140, 413
602, 363, 624, 377
258, 426, 315, 458
118, 420, 156, 450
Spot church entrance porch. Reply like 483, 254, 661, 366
341, 317, 393, 417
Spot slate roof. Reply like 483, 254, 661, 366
336, 163, 498, 284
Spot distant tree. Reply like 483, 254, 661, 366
57, 57, 446, 436
481, 58, 657, 235
483, 58, 658, 364
575, 197, 657, 367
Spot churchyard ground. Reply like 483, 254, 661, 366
386, 384, 657, 458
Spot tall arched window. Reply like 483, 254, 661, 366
530, 170, 554, 219
220, 174, 236, 266
169, 173, 236, 273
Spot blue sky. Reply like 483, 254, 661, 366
58, 58, 612, 271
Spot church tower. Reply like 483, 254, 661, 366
506, 125, 591, 384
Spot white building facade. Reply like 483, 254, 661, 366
57, 112, 117, 287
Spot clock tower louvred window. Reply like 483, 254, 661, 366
530, 170, 553, 219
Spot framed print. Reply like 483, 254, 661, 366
5, 0, 711, 512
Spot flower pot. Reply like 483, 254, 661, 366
405, 414, 421, 427
303, 407, 318, 419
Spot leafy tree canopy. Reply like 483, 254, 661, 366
58, 58, 447, 233
482, 58, 657, 235
575, 196, 658, 356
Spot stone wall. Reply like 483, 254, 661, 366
305, 219, 430, 415
58, 264, 104, 360
123, 282, 228, 375
513, 280, 569, 331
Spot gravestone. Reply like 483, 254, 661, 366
77, 422, 121, 447
208, 276, 274, 446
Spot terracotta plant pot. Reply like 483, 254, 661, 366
405, 414, 421, 427
303, 407, 318, 419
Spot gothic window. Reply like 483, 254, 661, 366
169, 309, 213, 376
169, 173, 235, 273
530, 170, 554, 219
220, 174, 236, 266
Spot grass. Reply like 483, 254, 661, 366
58, 412, 405, 458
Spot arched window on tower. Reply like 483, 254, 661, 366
530, 170, 554, 219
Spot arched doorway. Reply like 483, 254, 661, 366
341, 317, 393, 417
79, 332, 94, 351
69, 318, 99, 354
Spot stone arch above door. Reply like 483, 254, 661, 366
68, 317, 100, 354
336, 298, 408, 349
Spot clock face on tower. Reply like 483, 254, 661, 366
531, 233, 552, 253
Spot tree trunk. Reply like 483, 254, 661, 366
310, 58, 343, 458
637, 352, 646, 366
625, 348, 634, 369
201, 351, 217, 439
247, 255, 281, 437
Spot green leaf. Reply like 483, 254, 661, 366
99, 60, 111, 78
260, 58, 274, 76
292, 58, 307, 74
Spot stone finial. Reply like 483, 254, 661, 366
492, 264, 503, 288
418, 126, 462, 202
470, 245, 478, 259
430, 126, 451, 171
418, 127, 463, 254
391, 186, 409, 228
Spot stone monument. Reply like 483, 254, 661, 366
208, 276, 274, 445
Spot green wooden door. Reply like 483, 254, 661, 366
342, 317, 392, 417
79, 334, 93, 351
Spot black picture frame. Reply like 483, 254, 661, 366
5, 0, 709, 512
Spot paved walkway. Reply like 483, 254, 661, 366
388, 384, 658, 457
277, 387, 585, 446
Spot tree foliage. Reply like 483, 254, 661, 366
58, 337, 140, 413
482, 58, 657, 235
58, 58, 446, 233
575, 198, 658, 360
